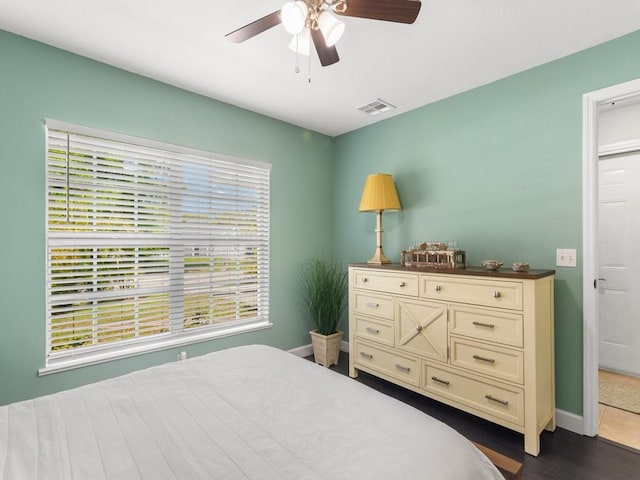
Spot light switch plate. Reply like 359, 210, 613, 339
556, 248, 577, 267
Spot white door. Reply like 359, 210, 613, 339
598, 152, 640, 376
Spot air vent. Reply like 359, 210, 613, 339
357, 99, 396, 116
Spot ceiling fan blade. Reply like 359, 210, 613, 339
310, 28, 340, 67
336, 0, 421, 24
225, 10, 282, 43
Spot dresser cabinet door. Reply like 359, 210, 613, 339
396, 298, 448, 362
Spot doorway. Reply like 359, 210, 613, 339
583, 78, 640, 443
597, 143, 640, 450
598, 150, 640, 376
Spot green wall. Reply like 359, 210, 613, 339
2, 25, 640, 418
0, 30, 334, 405
333, 29, 640, 415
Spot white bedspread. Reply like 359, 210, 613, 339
0, 345, 503, 479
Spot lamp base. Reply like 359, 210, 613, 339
367, 248, 392, 265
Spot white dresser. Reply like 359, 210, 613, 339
348, 264, 555, 456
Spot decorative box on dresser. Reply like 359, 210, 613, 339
348, 264, 555, 456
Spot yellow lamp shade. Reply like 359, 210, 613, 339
358, 173, 401, 212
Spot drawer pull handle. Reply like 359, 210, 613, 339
485, 394, 509, 406
366, 302, 380, 308
431, 376, 450, 386
359, 352, 373, 360
493, 291, 501, 298
472, 321, 495, 329
473, 354, 496, 364
434, 285, 442, 292
366, 327, 380, 334
399, 282, 406, 287
395, 364, 411, 372
362, 277, 369, 283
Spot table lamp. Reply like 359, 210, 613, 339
358, 173, 401, 264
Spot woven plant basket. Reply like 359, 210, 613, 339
310, 330, 343, 368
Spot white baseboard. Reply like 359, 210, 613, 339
288, 344, 314, 358
288, 341, 349, 358
555, 408, 585, 435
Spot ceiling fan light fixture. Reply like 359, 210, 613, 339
281, 1, 309, 35
226, 0, 423, 69
318, 11, 345, 47
288, 28, 311, 56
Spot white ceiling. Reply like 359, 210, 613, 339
1, 0, 640, 137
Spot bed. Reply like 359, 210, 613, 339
0, 345, 504, 479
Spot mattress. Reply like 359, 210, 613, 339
0, 345, 503, 479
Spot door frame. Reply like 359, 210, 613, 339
582, 78, 640, 437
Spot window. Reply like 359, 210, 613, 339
43, 120, 271, 373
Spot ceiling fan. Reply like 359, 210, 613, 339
225, 0, 422, 67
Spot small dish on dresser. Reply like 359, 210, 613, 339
512, 262, 530, 272
482, 259, 503, 271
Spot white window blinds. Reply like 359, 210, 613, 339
44, 120, 271, 370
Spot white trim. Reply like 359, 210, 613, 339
599, 138, 640, 157
39, 321, 272, 375
288, 340, 350, 358
582, 89, 600, 437
555, 409, 584, 435
42, 119, 272, 373
582, 77, 640, 437
288, 343, 314, 358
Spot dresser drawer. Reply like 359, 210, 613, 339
353, 292, 394, 320
420, 275, 523, 310
353, 269, 419, 296
450, 305, 523, 347
424, 364, 524, 426
354, 340, 420, 387
354, 315, 394, 347
450, 338, 524, 384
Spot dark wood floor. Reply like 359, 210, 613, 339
309, 352, 640, 480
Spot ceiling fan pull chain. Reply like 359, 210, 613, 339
295, 35, 300, 74
308, 49, 312, 83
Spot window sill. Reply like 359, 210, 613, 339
38, 320, 273, 376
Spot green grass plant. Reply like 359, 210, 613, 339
298, 258, 348, 336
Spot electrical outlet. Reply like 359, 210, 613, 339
556, 248, 577, 267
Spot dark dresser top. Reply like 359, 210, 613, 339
348, 263, 555, 280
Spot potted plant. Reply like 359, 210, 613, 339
299, 258, 348, 367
